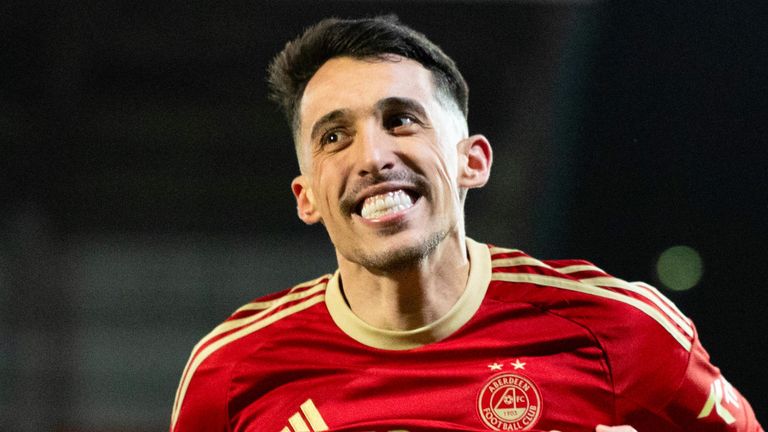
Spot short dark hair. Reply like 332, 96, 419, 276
267, 15, 469, 136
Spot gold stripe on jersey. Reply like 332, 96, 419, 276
301, 399, 329, 430
491, 256, 551, 269
234, 275, 330, 313
492, 260, 605, 276
171, 281, 327, 420
555, 264, 605, 274
171, 291, 326, 431
634, 281, 692, 327
289, 411, 311, 432
202, 284, 326, 350
488, 246, 523, 256
580, 276, 694, 338
280, 400, 328, 432
491, 272, 693, 351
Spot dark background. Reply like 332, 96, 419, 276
1, 1, 765, 430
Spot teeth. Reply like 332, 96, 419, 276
360, 190, 414, 220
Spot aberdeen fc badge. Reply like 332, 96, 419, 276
477, 372, 543, 430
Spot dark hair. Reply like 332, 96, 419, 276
267, 15, 469, 135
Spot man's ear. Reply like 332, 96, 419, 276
291, 175, 321, 225
457, 134, 492, 189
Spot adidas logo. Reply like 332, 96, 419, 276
280, 399, 329, 432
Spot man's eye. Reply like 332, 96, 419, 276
325, 132, 340, 143
320, 129, 350, 147
384, 114, 418, 131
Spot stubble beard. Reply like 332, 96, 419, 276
353, 228, 449, 274
337, 169, 449, 273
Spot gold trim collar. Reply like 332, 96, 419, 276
325, 238, 491, 350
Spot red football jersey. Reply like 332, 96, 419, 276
171, 239, 763, 432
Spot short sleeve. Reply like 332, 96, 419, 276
170, 348, 232, 432
621, 322, 763, 432
659, 332, 762, 431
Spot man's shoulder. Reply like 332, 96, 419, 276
485, 244, 695, 353
484, 243, 696, 403
192, 274, 333, 362
228, 274, 333, 322
170, 274, 333, 429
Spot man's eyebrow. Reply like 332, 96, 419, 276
310, 109, 351, 141
375, 97, 428, 119
309, 98, 427, 141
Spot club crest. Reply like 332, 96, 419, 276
477, 372, 542, 430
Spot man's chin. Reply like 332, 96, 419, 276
352, 230, 448, 274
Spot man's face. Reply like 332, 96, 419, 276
292, 55, 479, 271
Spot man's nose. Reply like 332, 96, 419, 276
353, 122, 396, 177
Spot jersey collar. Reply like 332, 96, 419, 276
324, 237, 491, 350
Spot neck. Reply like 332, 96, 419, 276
336, 233, 470, 331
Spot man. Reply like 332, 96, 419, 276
170, 16, 762, 432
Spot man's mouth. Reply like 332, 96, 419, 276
358, 189, 418, 220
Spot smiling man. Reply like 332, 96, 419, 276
170, 16, 762, 432
291, 54, 487, 333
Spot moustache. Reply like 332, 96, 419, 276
339, 170, 429, 215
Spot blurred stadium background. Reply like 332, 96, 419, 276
1, 1, 766, 430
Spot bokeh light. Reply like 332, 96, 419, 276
656, 245, 704, 291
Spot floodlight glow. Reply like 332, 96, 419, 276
656, 245, 703, 291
